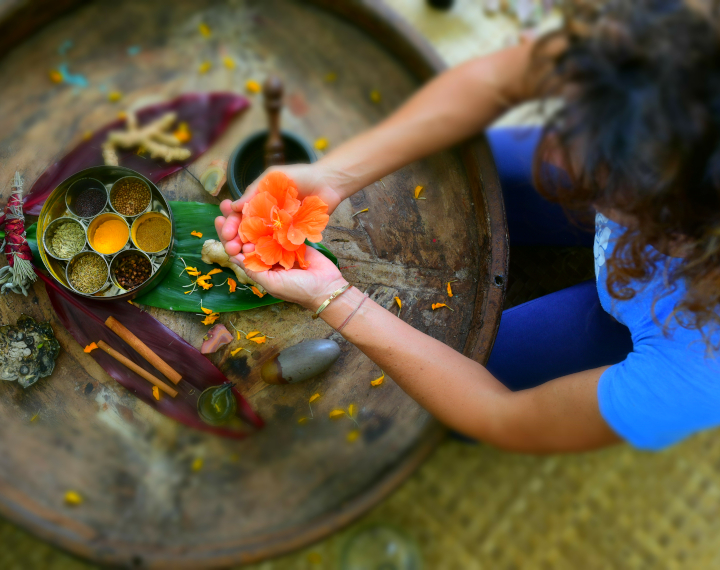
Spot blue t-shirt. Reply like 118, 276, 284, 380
595, 213, 720, 450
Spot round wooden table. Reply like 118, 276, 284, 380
0, 0, 507, 567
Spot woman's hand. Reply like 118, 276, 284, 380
218, 163, 347, 258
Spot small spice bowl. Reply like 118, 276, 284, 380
66, 251, 110, 296
110, 249, 154, 292
42, 217, 86, 260
66, 178, 108, 219
109, 176, 152, 218
87, 212, 130, 256
131, 212, 172, 254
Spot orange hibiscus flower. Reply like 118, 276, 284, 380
238, 172, 329, 271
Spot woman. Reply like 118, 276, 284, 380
216, 0, 720, 453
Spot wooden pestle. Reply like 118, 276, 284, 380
105, 316, 182, 384
263, 75, 285, 168
97, 341, 178, 398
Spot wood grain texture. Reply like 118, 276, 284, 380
0, 0, 507, 566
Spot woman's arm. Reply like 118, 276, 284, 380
219, 243, 621, 455
219, 40, 542, 254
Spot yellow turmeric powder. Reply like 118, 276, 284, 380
92, 219, 128, 254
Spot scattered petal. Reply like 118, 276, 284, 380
447, 282, 454, 297
370, 89, 381, 103
84, 342, 98, 353
251, 286, 265, 298
30, 412, 40, 422
64, 491, 83, 506
298, 416, 309, 425
371, 372, 385, 387
246, 331, 260, 339
329, 409, 347, 420
191, 458, 203, 471
351, 208, 369, 217
49, 69, 62, 83
324, 72, 337, 83
207, 268, 223, 276
246, 79, 261, 93
231, 347, 242, 356
184, 291, 192, 294
201, 313, 220, 325
309, 393, 321, 403
152, 386, 160, 401
414, 185, 424, 199
199, 23, 211, 37
228, 278, 237, 293
108, 91, 123, 102
174, 122, 192, 143
248, 335, 266, 344
236, 330, 242, 341
314, 137, 329, 151
348, 404, 356, 418
394, 297, 402, 309
117, 111, 127, 120
347, 430, 360, 443
82, 131, 93, 141
199, 61, 212, 74
432, 303, 454, 311
223, 56, 235, 69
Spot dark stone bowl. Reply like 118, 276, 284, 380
227, 130, 316, 200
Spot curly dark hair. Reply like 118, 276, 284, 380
534, 0, 720, 349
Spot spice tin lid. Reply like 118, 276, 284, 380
86, 212, 130, 256
109, 176, 152, 218
66, 178, 108, 219
42, 217, 86, 261
131, 212, 172, 254
65, 251, 110, 296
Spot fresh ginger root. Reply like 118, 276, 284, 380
102, 111, 192, 166
201, 240, 265, 293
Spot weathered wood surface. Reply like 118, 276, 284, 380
0, 0, 507, 567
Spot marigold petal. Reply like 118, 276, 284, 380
255, 235, 284, 266
207, 268, 223, 276
152, 386, 160, 401
243, 252, 272, 272
84, 342, 98, 353
64, 491, 83, 505
309, 393, 321, 403
447, 282, 453, 297
191, 231, 203, 238
246, 331, 260, 339
250, 285, 265, 297
249, 335, 266, 344
347, 430, 360, 443
329, 409, 347, 420
228, 278, 237, 292
371, 372, 385, 386
201, 306, 213, 314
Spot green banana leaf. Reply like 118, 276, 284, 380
26, 201, 337, 313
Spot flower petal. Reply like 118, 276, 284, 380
278, 247, 296, 270
288, 196, 329, 244
255, 236, 284, 266
295, 243, 309, 269
242, 191, 277, 222
258, 171, 300, 213
239, 215, 272, 243
243, 251, 272, 272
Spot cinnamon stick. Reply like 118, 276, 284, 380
97, 340, 178, 398
105, 316, 182, 384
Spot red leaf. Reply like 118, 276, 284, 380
37, 270, 263, 438
24, 92, 249, 215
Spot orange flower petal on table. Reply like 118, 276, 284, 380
84, 342, 98, 353
246, 331, 260, 339
248, 335, 266, 344
286, 196, 329, 245
243, 251, 272, 272
152, 386, 160, 401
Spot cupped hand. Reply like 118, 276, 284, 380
217, 163, 345, 258
232, 241, 346, 311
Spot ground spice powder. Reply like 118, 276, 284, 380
135, 216, 170, 252
92, 219, 128, 254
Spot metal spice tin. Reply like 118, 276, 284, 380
37, 166, 175, 300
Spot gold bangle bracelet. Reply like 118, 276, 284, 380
312, 283, 351, 319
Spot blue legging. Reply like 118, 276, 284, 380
484, 127, 634, 391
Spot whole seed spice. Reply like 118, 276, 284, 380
114, 253, 151, 290
69, 254, 107, 294
135, 216, 171, 252
112, 178, 150, 216
50, 221, 85, 258
74, 187, 106, 217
